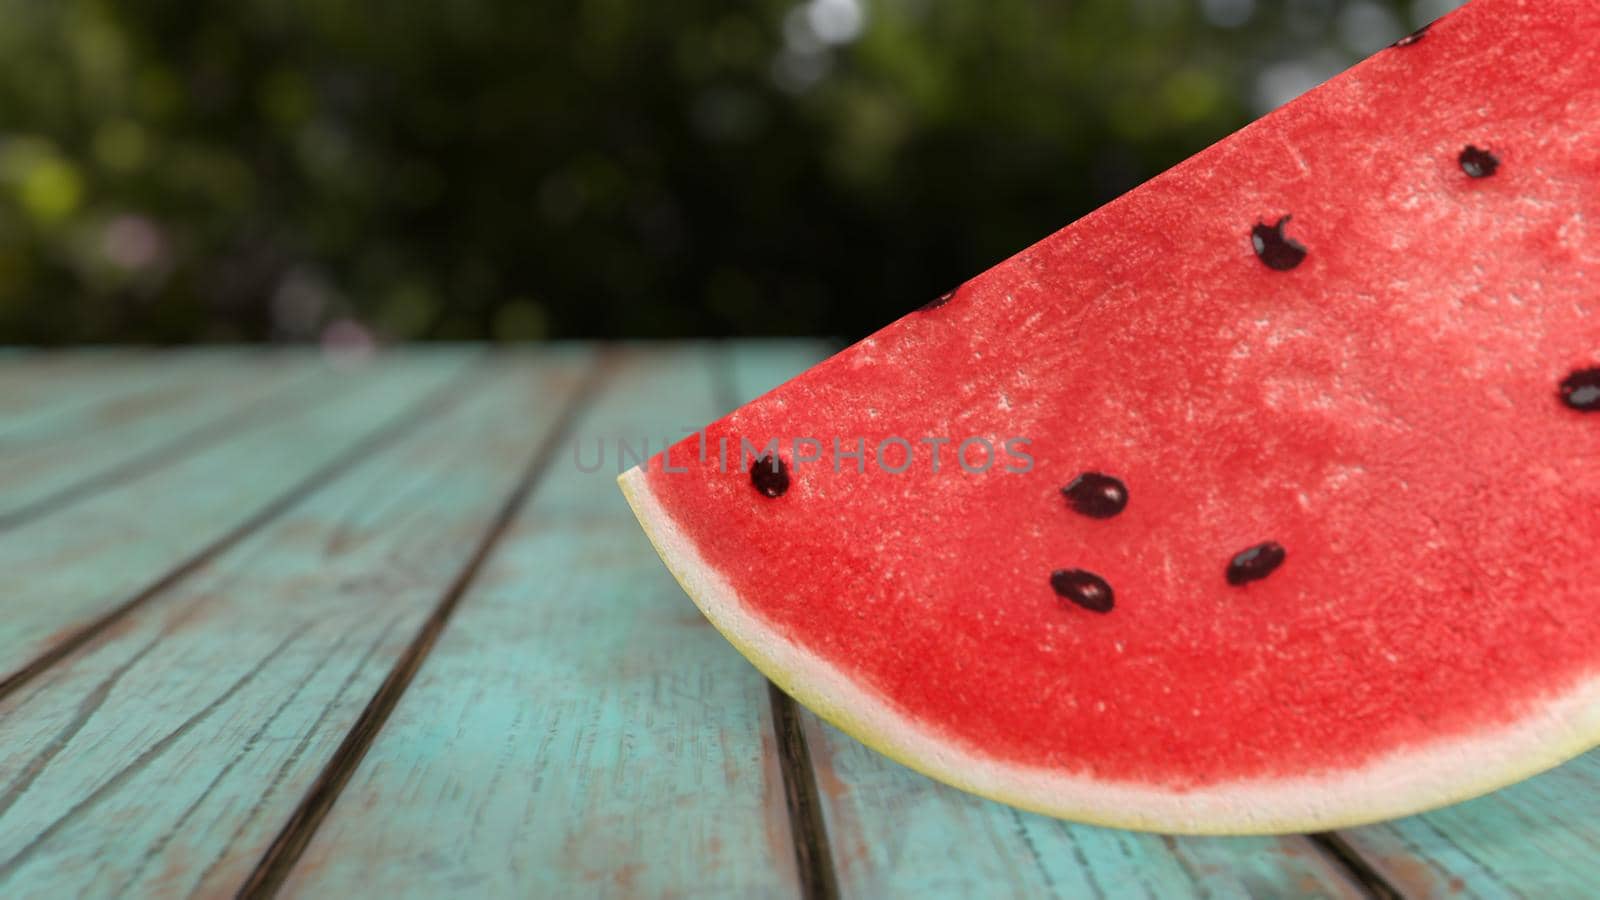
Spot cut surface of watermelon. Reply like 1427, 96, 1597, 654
621, 0, 1600, 834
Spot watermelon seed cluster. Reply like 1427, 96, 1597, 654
1050, 471, 1126, 613
757, 103, 1590, 619
1050, 466, 1290, 612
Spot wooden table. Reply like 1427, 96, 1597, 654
0, 344, 1594, 899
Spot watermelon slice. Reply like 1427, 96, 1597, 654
620, 0, 1600, 834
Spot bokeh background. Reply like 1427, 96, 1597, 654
0, 0, 1460, 345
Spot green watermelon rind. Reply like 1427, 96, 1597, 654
620, 466, 1600, 835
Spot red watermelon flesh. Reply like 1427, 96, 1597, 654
620, 0, 1600, 834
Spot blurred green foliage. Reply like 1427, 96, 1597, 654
0, 0, 1450, 343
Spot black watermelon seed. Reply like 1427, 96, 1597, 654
1227, 542, 1286, 586
1392, 22, 1432, 47
1050, 569, 1114, 613
1459, 145, 1499, 179
1560, 368, 1600, 412
1251, 216, 1307, 271
1061, 472, 1129, 519
750, 454, 790, 497
921, 284, 960, 311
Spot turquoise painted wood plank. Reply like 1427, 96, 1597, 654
0, 351, 474, 684
0, 351, 592, 897
0, 353, 315, 520
0, 350, 133, 416
0, 350, 242, 446
716, 342, 1366, 898
1337, 749, 1600, 898
724, 338, 834, 403
0, 350, 291, 449
282, 345, 802, 898
802, 715, 1364, 900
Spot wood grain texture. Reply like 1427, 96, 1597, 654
239, 350, 607, 897
0, 349, 131, 418
0, 351, 473, 686
802, 714, 1368, 899
0, 350, 238, 444
0, 351, 316, 525
715, 343, 1371, 899
0, 352, 592, 897
1338, 749, 1600, 899
282, 345, 803, 898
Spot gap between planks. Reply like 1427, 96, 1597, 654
1310, 832, 1408, 900
0, 354, 491, 705
236, 349, 619, 899
768, 683, 842, 900
713, 340, 843, 900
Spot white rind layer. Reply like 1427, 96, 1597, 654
619, 466, 1600, 835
